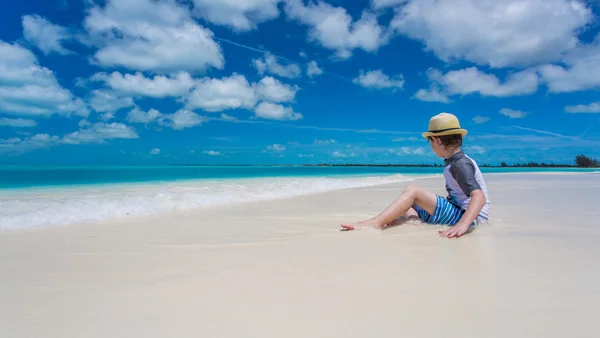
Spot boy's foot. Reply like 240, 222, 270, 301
340, 220, 382, 231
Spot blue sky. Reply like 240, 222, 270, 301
1, 0, 600, 165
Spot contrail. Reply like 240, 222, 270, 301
213, 36, 354, 83
206, 116, 416, 135
512, 125, 580, 140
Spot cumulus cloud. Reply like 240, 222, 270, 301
88, 89, 134, 113
84, 0, 224, 73
186, 74, 257, 112
415, 67, 539, 101
252, 53, 302, 79
371, 0, 406, 9
254, 76, 299, 103
413, 88, 450, 103
126, 107, 163, 124
91, 71, 195, 98
307, 60, 324, 78
499, 108, 529, 119
62, 122, 139, 144
190, 0, 281, 31
389, 147, 426, 156
266, 144, 286, 151
0, 117, 37, 128
565, 102, 600, 113
254, 102, 302, 121
22, 15, 71, 55
472, 116, 491, 124
353, 70, 405, 90
465, 146, 486, 154
538, 33, 600, 93
203, 150, 221, 156
160, 110, 207, 130
0, 41, 88, 118
314, 139, 337, 144
285, 0, 390, 59
390, 0, 592, 68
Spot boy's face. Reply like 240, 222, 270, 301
428, 137, 446, 158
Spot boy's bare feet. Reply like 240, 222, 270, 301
340, 220, 383, 231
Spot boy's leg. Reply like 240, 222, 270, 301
341, 184, 438, 230
384, 207, 421, 228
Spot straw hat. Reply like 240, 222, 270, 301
422, 112, 468, 138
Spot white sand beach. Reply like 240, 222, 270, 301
1, 173, 599, 338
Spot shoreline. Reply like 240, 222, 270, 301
2, 171, 598, 231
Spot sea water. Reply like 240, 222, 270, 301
1, 165, 596, 230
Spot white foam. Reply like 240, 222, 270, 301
0, 174, 415, 230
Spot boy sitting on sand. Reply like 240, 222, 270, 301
341, 113, 490, 239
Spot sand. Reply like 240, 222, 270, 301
1, 173, 599, 338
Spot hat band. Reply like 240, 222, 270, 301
427, 127, 461, 133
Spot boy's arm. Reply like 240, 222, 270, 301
439, 190, 486, 238
439, 158, 486, 238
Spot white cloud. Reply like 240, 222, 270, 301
392, 137, 417, 142
299, 51, 307, 58
78, 119, 91, 127
22, 15, 71, 55
307, 60, 323, 78
186, 74, 257, 112
499, 108, 529, 119
389, 147, 427, 156
254, 76, 299, 103
126, 107, 163, 124
88, 90, 134, 113
565, 102, 600, 113
413, 88, 450, 103
203, 150, 221, 156
353, 70, 404, 90
297, 153, 314, 158
539, 34, 600, 93
390, 0, 592, 68
332, 151, 357, 158
465, 146, 486, 154
314, 139, 337, 144
266, 144, 286, 151
0, 41, 56, 87
285, 0, 389, 59
254, 102, 302, 121
190, 0, 280, 31
418, 67, 539, 99
371, 0, 406, 9
0, 41, 88, 117
0, 85, 88, 117
1, 123, 138, 152
472, 116, 491, 124
0, 134, 60, 153
100, 112, 115, 121
0, 117, 37, 128
150, 148, 160, 155
91, 71, 195, 98
220, 113, 239, 122
252, 53, 302, 79
62, 122, 139, 144
160, 109, 207, 130
84, 0, 224, 73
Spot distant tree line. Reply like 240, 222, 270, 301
305, 155, 600, 168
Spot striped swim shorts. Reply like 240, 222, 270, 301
414, 195, 476, 226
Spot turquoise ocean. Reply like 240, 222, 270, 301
1, 165, 597, 230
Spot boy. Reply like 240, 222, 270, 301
341, 112, 490, 239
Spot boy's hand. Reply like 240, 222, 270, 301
438, 222, 470, 238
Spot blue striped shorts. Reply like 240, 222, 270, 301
414, 195, 473, 226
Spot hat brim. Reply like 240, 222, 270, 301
422, 129, 468, 138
